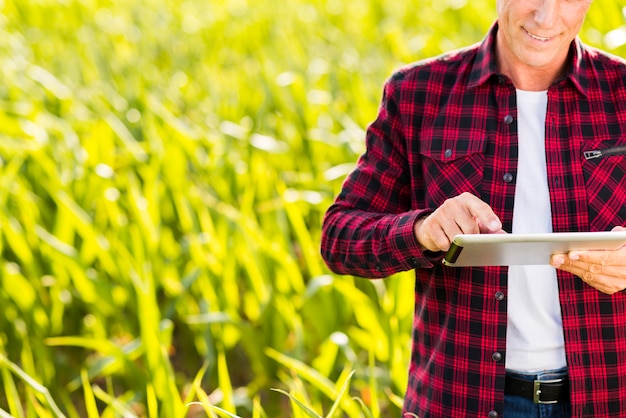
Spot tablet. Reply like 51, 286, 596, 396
442, 231, 626, 267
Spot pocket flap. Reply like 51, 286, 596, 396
418, 134, 487, 162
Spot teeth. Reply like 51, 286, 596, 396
527, 30, 549, 41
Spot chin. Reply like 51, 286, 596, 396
519, 52, 557, 70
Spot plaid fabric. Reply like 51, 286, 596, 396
321, 22, 626, 417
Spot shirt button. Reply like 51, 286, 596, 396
444, 149, 453, 158
488, 411, 499, 418
409, 257, 420, 268
495, 291, 505, 301
376, 264, 382, 272
503, 173, 514, 183
504, 115, 514, 125
492, 352, 503, 362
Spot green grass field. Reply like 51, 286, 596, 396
1, 0, 625, 417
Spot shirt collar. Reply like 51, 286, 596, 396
467, 22, 500, 90
468, 21, 589, 97
565, 38, 589, 97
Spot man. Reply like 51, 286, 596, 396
321, 0, 626, 416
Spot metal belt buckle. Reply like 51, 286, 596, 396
533, 378, 563, 404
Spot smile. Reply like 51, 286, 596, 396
524, 28, 551, 42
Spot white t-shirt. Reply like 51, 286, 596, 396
505, 89, 567, 372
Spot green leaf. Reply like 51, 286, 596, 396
325, 370, 355, 418
270, 389, 322, 418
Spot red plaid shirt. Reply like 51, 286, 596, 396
321, 23, 626, 417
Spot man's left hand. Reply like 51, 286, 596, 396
551, 226, 626, 294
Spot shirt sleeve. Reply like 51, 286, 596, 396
321, 76, 438, 278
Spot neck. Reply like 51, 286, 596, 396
495, 32, 569, 91
504, 66, 562, 91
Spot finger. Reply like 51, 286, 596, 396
417, 193, 503, 251
460, 193, 503, 233
438, 193, 500, 234
415, 214, 457, 252
423, 203, 486, 250
554, 260, 626, 294
580, 273, 626, 294
436, 201, 479, 236
554, 261, 586, 280
426, 225, 455, 252
558, 263, 610, 292
567, 249, 621, 266
562, 259, 624, 278
550, 254, 566, 267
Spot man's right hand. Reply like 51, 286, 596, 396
414, 192, 505, 252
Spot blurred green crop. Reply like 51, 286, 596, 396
0, 0, 624, 417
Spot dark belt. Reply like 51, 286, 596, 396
505, 374, 570, 404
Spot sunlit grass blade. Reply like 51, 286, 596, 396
252, 395, 267, 418
186, 403, 242, 418
280, 186, 324, 278
325, 370, 355, 418
217, 343, 236, 413
183, 359, 210, 405
266, 348, 361, 417
1, 366, 24, 418
146, 383, 158, 418
351, 397, 375, 418
92, 386, 138, 418
186, 385, 217, 418
3, 217, 36, 269
270, 389, 322, 418
25, 394, 54, 418
0, 353, 65, 418
104, 112, 148, 162
45, 336, 142, 392
80, 369, 99, 418
0, 407, 16, 418
367, 348, 380, 418
266, 348, 336, 400
386, 388, 406, 410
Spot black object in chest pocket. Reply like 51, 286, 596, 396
582, 142, 626, 230
583, 144, 626, 161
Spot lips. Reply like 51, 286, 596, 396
524, 28, 551, 42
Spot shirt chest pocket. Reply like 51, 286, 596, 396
582, 140, 626, 230
414, 134, 487, 207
